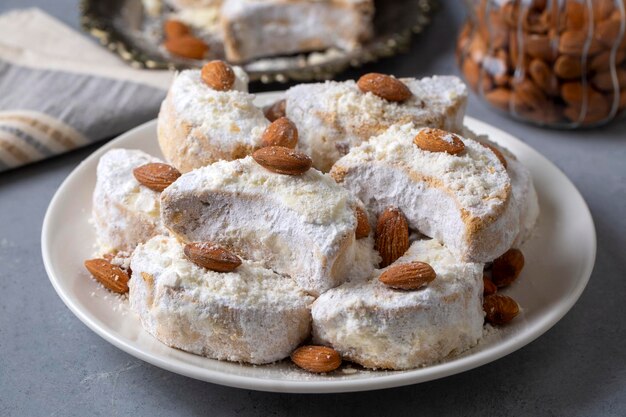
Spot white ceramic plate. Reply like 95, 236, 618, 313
42, 92, 596, 393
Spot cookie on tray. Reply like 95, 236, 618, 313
221, 0, 374, 63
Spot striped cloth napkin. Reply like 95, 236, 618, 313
0, 8, 174, 172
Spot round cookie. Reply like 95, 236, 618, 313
157, 65, 269, 173
311, 239, 484, 370
92, 148, 168, 255
129, 235, 314, 364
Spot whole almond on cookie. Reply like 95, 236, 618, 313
133, 163, 181, 192
261, 117, 298, 149
483, 294, 519, 325
263, 99, 286, 122
84, 259, 130, 294
413, 128, 465, 155
291, 345, 342, 373
379, 262, 436, 290
252, 146, 312, 175
184, 242, 242, 272
163, 19, 190, 39
164, 36, 208, 59
355, 206, 371, 239
375, 207, 409, 268
357, 73, 413, 102
201, 61, 236, 91
491, 248, 524, 288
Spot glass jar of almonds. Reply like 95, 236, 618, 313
457, 0, 626, 127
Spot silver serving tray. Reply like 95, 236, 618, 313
80, 0, 435, 83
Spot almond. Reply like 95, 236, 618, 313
163, 19, 190, 39
592, 68, 626, 92
513, 79, 547, 110
561, 83, 610, 115
478, 141, 507, 168
261, 117, 298, 149
525, 34, 554, 61
483, 294, 519, 325
355, 206, 370, 239
559, 30, 603, 56
183, 242, 241, 272
491, 248, 524, 288
413, 128, 465, 155
263, 99, 287, 122
133, 163, 181, 192
528, 58, 558, 96
564, 1, 586, 31
291, 345, 342, 373
485, 88, 512, 111
595, 18, 622, 47
462, 58, 481, 91
84, 258, 129, 294
356, 73, 413, 102
379, 261, 436, 290
553, 55, 583, 79
201, 60, 235, 91
483, 275, 497, 295
164, 35, 208, 59
375, 207, 409, 268
591, 50, 626, 72
252, 146, 312, 175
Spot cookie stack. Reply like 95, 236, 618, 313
85, 61, 539, 371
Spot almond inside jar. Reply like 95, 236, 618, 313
457, 0, 626, 127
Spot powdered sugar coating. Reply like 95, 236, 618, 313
286, 76, 468, 171
130, 235, 313, 364
312, 239, 484, 369
160, 157, 379, 295
462, 127, 539, 247
92, 149, 168, 254
221, 0, 373, 63
331, 124, 520, 262
157, 68, 269, 172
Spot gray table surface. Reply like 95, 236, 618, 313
1, 1, 625, 416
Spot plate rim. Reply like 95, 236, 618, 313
41, 104, 596, 393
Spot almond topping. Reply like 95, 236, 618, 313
133, 163, 181, 192
414, 128, 465, 155
357, 73, 413, 102
163, 19, 190, 39
183, 242, 241, 272
291, 345, 342, 373
479, 142, 507, 168
164, 35, 208, 60
483, 294, 520, 325
375, 207, 409, 268
491, 248, 524, 288
379, 262, 436, 290
263, 99, 287, 122
84, 259, 130, 294
355, 207, 371, 239
201, 60, 236, 91
252, 146, 312, 175
261, 117, 298, 149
